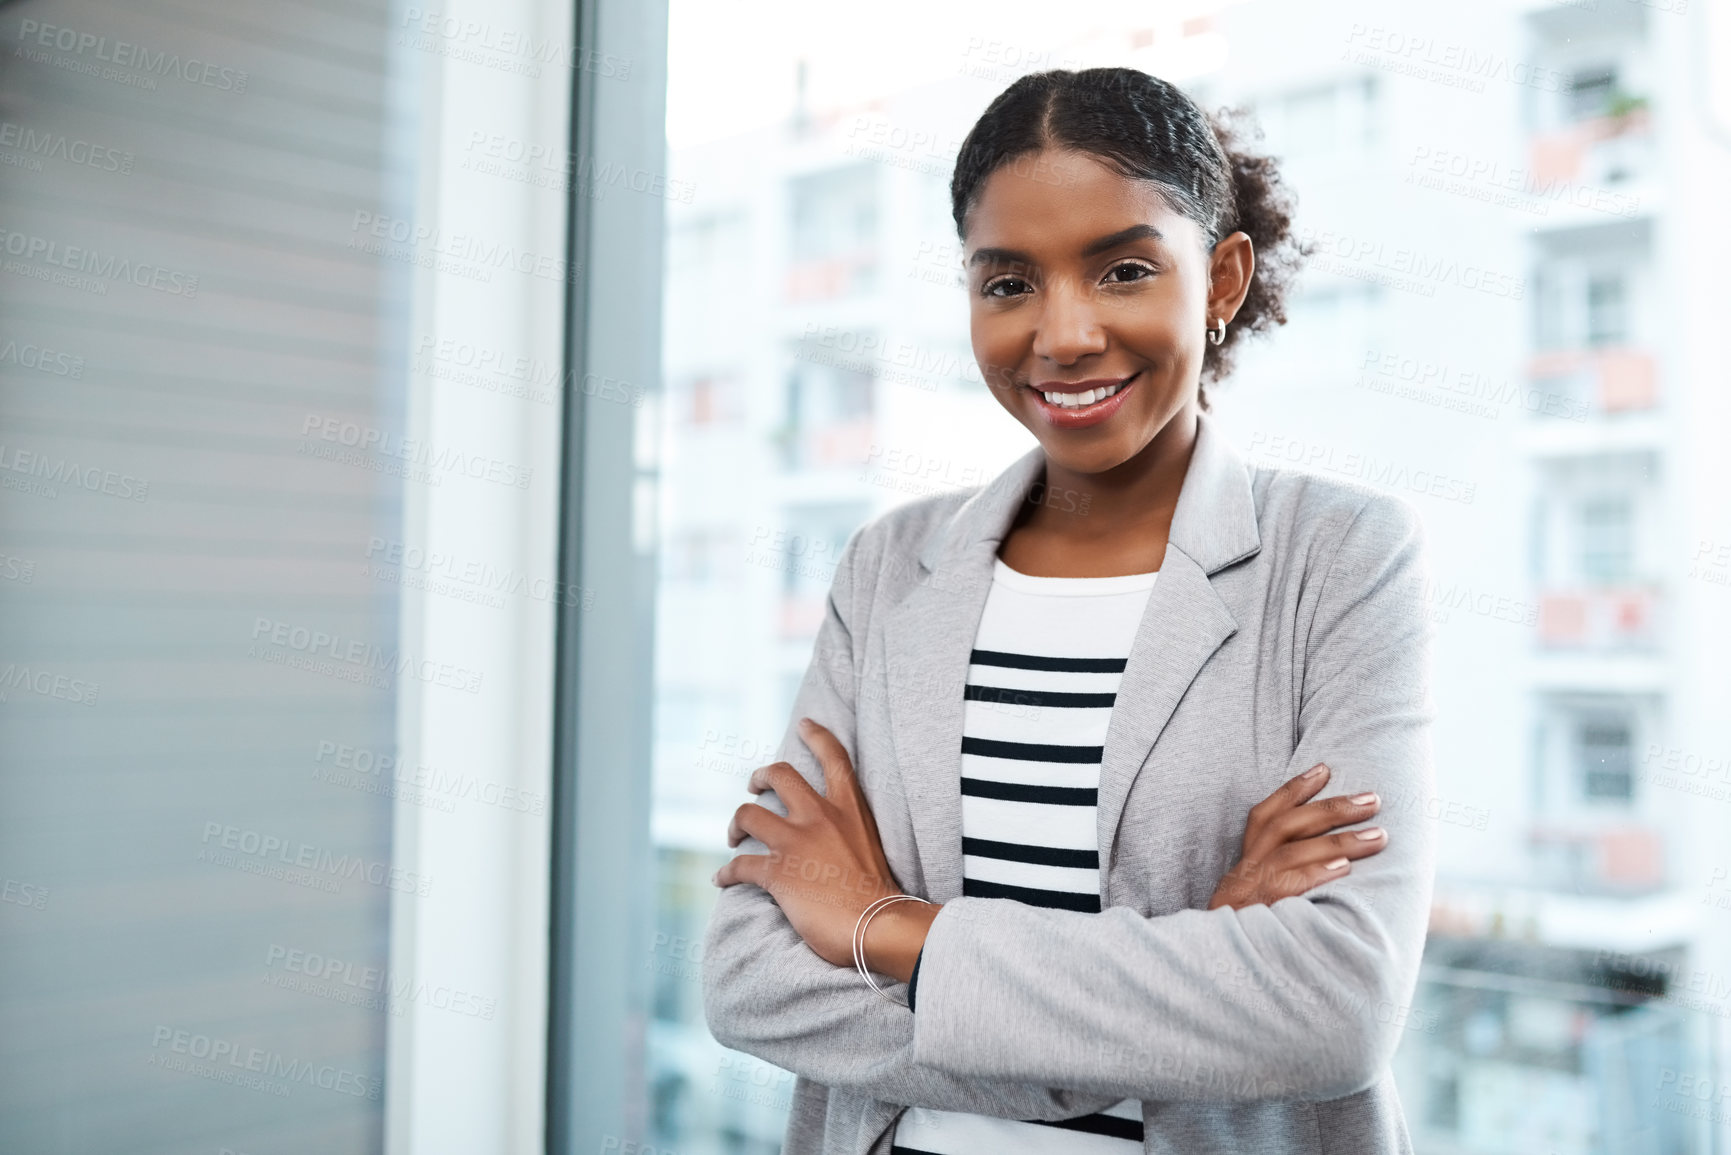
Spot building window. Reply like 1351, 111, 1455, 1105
1585, 274, 1627, 347
1577, 718, 1634, 801
1567, 67, 1618, 122
1579, 495, 1633, 584
681, 375, 742, 426
780, 353, 875, 470
787, 164, 879, 299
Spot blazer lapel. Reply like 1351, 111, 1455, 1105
881, 447, 1043, 903
1096, 412, 1262, 885
1093, 543, 1237, 886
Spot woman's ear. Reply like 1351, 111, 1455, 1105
1206, 231, 1255, 327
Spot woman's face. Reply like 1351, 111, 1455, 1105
963, 148, 1219, 477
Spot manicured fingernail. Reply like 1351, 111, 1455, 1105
1356, 828, 1385, 840
1325, 858, 1348, 870
1351, 792, 1377, 805
797, 717, 813, 729
1303, 764, 1328, 780
710, 871, 721, 885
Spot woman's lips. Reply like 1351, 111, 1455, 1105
1028, 373, 1138, 429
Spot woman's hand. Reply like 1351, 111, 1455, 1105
1208, 762, 1384, 911
714, 718, 925, 971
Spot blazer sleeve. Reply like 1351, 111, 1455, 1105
905, 493, 1439, 1103
700, 524, 1125, 1119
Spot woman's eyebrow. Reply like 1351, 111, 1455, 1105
967, 246, 1030, 269
967, 224, 1166, 269
1081, 223, 1164, 256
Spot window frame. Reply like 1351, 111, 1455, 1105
545, 1, 670, 1152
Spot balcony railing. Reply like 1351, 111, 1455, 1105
1536, 584, 1660, 650
775, 416, 875, 471
1526, 347, 1657, 416
783, 249, 877, 301
1528, 823, 1666, 892
1529, 106, 1652, 189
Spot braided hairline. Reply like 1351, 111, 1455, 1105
952, 68, 1236, 245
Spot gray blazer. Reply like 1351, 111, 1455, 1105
702, 409, 1437, 1154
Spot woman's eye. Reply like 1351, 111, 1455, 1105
982, 276, 1031, 298
1104, 262, 1155, 284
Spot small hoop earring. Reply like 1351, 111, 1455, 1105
1207, 318, 1226, 346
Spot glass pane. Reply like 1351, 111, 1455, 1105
646, 4, 1730, 1154
0, 3, 405, 1150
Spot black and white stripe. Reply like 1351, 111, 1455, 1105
895, 559, 1157, 1154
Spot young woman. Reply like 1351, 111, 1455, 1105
704, 68, 1435, 1155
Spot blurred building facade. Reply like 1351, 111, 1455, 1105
647, 3, 1731, 1152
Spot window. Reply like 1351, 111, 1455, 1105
1567, 67, 1618, 122
1578, 719, 1634, 801
2, 1, 572, 1150
1579, 495, 1634, 584
1585, 274, 1627, 346
626, 6, 1722, 1155
787, 164, 879, 299
781, 352, 875, 470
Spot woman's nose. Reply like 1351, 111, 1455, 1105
1031, 282, 1108, 366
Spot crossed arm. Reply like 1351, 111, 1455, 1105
701, 496, 1435, 1110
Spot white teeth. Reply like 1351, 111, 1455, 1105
1040, 382, 1124, 409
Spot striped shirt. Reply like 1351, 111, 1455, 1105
893, 557, 1156, 1155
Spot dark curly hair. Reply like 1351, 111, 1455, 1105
950, 68, 1306, 409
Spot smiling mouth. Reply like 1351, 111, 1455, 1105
1038, 380, 1130, 409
